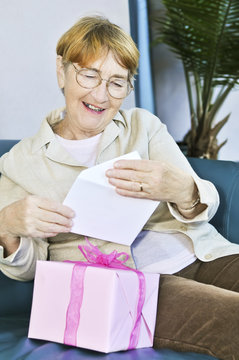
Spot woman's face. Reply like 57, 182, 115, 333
56, 51, 128, 139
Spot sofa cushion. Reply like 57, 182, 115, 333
0, 272, 33, 317
0, 315, 217, 360
0, 140, 19, 157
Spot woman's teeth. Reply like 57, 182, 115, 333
84, 102, 104, 112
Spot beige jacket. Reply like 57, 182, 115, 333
1, 107, 239, 281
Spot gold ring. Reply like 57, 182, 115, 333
140, 183, 143, 192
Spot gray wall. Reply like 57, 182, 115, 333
0, 0, 134, 140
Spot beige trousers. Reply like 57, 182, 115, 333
153, 255, 239, 360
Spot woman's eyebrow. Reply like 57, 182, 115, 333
89, 67, 128, 80
112, 74, 128, 80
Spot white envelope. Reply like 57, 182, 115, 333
63, 152, 159, 245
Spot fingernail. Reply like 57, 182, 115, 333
106, 170, 112, 176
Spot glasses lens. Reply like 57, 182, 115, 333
76, 69, 100, 89
108, 78, 130, 99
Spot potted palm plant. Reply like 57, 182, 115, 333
152, 0, 239, 159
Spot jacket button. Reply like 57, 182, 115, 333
205, 254, 212, 260
180, 225, 187, 231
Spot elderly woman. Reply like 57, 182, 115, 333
0, 16, 239, 359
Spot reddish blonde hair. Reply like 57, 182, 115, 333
56, 16, 139, 78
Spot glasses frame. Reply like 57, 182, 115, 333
70, 62, 134, 99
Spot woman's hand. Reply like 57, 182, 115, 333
106, 159, 198, 209
0, 195, 75, 242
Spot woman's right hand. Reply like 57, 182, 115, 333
0, 195, 75, 249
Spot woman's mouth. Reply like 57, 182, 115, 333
83, 102, 105, 113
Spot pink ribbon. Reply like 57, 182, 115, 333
63, 239, 146, 350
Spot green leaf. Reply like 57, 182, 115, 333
151, 0, 239, 158
210, 113, 231, 137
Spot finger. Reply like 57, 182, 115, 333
106, 168, 146, 183
115, 187, 149, 199
38, 232, 60, 238
24, 231, 64, 239
19, 219, 71, 238
37, 210, 73, 227
36, 221, 71, 234
36, 197, 75, 218
113, 159, 151, 171
108, 177, 144, 192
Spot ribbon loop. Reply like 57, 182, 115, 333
78, 238, 130, 267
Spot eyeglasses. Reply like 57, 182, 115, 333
70, 63, 133, 99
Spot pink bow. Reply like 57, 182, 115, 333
78, 238, 130, 268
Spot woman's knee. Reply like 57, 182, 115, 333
154, 274, 239, 360
195, 254, 239, 291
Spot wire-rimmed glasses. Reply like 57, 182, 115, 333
70, 63, 133, 99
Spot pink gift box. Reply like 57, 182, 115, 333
28, 260, 159, 353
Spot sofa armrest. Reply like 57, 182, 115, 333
188, 157, 239, 245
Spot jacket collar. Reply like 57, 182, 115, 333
31, 107, 126, 166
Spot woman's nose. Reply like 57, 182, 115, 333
91, 80, 109, 103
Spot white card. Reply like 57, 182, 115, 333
63, 152, 159, 245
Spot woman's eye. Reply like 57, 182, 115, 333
84, 74, 97, 79
79, 70, 98, 79
81, 72, 97, 79
111, 80, 124, 88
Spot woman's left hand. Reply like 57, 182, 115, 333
105, 159, 198, 209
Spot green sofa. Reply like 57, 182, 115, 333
1, 139, 238, 360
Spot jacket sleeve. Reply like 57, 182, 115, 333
0, 236, 48, 281
147, 115, 219, 223
0, 173, 49, 281
167, 174, 219, 223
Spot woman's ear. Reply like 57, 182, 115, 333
56, 55, 65, 89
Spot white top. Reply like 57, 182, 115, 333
55, 133, 102, 167
131, 230, 196, 274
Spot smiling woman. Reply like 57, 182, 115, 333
53, 16, 138, 140
1, 15, 239, 360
